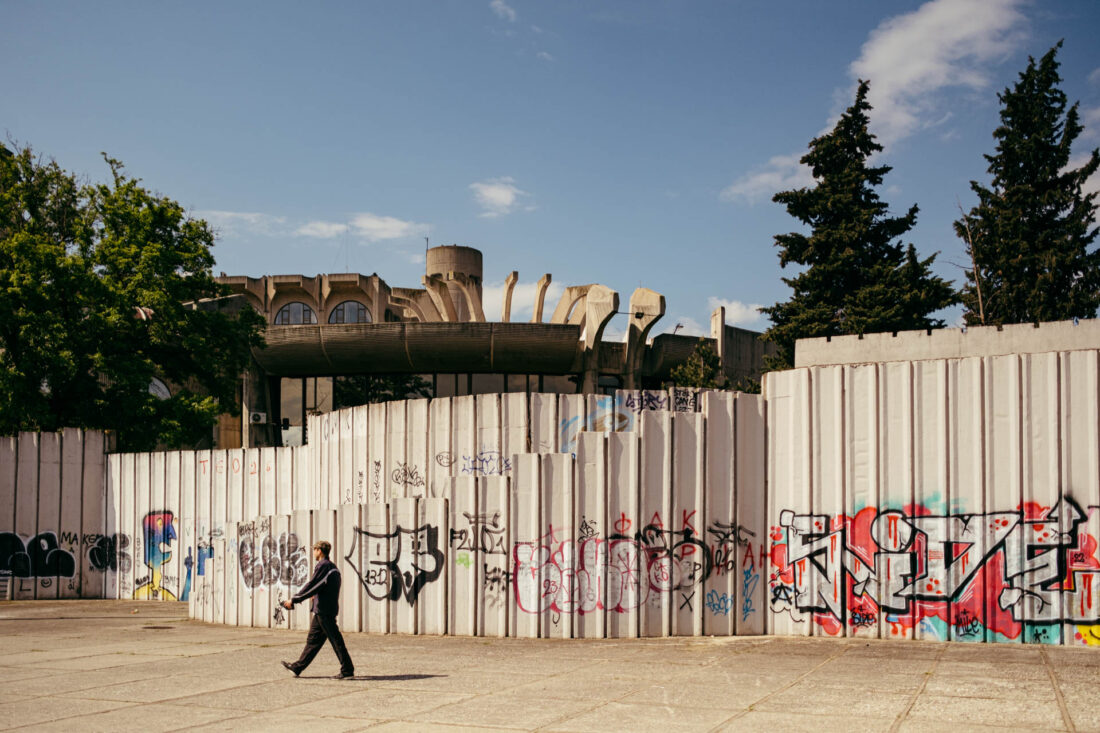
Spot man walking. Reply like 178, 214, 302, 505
280, 540, 355, 679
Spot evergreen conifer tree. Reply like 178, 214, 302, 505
761, 81, 956, 370
955, 42, 1100, 325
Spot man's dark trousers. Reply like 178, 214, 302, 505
293, 613, 353, 676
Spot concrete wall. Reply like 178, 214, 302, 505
0, 429, 105, 600
766, 350, 1100, 646
189, 391, 767, 638
795, 318, 1100, 367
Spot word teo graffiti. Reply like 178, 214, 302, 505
345, 524, 444, 605
769, 497, 1100, 643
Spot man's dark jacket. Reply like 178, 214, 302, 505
291, 557, 341, 615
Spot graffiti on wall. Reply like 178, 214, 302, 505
768, 497, 1100, 645
511, 513, 762, 617
133, 511, 177, 600
237, 520, 309, 591
0, 532, 76, 579
345, 524, 444, 605
87, 533, 132, 574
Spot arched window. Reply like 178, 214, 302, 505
148, 377, 171, 400
328, 300, 371, 324
274, 302, 317, 325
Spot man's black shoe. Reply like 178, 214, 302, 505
281, 661, 301, 677
333, 671, 354, 679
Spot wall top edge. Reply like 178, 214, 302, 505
794, 317, 1100, 367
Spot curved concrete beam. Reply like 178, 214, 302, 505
501, 271, 518, 322
531, 274, 552, 323
450, 272, 486, 322
421, 275, 459, 322
624, 287, 665, 390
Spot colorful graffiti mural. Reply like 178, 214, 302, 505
768, 497, 1100, 645
133, 511, 177, 600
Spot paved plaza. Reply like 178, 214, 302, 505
0, 601, 1097, 732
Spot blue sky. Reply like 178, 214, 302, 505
4, 0, 1099, 339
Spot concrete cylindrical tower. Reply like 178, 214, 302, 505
426, 245, 483, 321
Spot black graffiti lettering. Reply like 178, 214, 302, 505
346, 524, 443, 605
0, 532, 76, 578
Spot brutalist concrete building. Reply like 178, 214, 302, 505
213, 245, 773, 448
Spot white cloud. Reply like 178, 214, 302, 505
720, 153, 814, 205
490, 0, 516, 22
536, 51, 555, 62
1081, 106, 1100, 141
662, 316, 705, 337
295, 221, 347, 238
849, 0, 1028, 146
470, 177, 531, 218
482, 278, 564, 321
349, 212, 430, 241
1089, 68, 1100, 85
196, 210, 286, 236
707, 297, 765, 328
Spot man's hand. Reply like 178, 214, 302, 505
282, 600, 293, 610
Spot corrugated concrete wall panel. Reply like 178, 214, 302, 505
640, 410, 671, 637
574, 433, 606, 639
543, 452, 574, 639
671, 412, 704, 637
502, 393, 527, 478
449, 476, 477, 637
36, 432, 61, 600
337, 503, 360, 632
703, 392, 735, 637
735, 393, 766, 636
352, 405, 369, 505
407, 399, 430, 500
428, 398, 452, 500
59, 429, 83, 599
606, 431, 641, 638
511, 454, 541, 639
476, 477, 509, 638
386, 403, 408, 502
339, 408, 354, 505
418, 497, 448, 636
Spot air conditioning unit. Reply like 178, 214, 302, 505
249, 411, 267, 424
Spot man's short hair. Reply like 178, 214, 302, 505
313, 540, 331, 558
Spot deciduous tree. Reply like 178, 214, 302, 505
0, 144, 265, 449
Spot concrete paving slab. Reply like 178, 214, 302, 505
906, 694, 1068, 729
25, 702, 243, 733
409, 692, 600, 729
167, 678, 354, 713
21, 653, 174, 672
752, 685, 915, 719
0, 666, 158, 698
616, 682, 768, 710
542, 701, 734, 732
0, 697, 137, 729
183, 711, 371, 732
282, 688, 475, 721
713, 710, 896, 733
55, 672, 259, 704
1, 601, 1098, 731
922, 673, 1057, 699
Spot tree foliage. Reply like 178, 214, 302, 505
954, 42, 1100, 325
669, 338, 727, 389
761, 80, 957, 371
0, 144, 265, 450
333, 374, 433, 409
